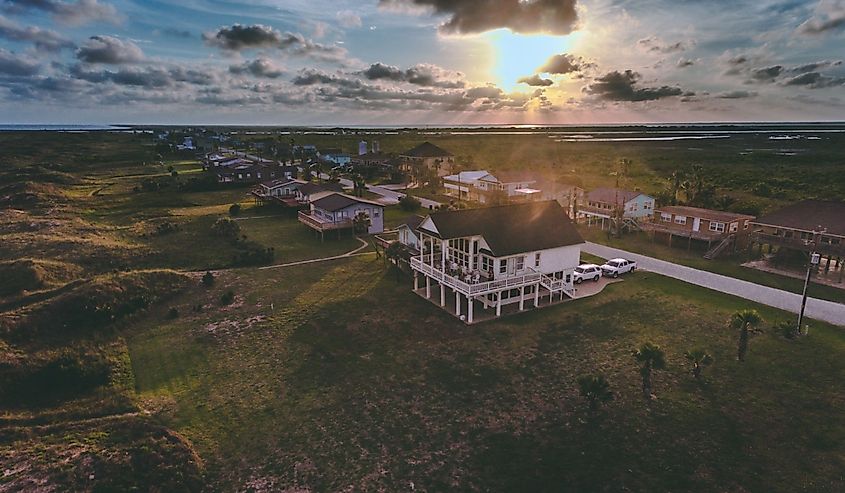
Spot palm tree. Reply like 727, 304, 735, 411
633, 342, 667, 399
668, 170, 684, 203
577, 374, 613, 415
353, 211, 371, 235
386, 242, 407, 281
353, 173, 366, 197
684, 349, 713, 380
730, 309, 763, 362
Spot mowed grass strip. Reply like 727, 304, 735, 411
127, 258, 845, 492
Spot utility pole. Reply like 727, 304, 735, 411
797, 227, 825, 336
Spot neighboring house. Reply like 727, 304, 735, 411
476, 171, 540, 204
298, 192, 385, 239
350, 152, 396, 168
296, 182, 346, 204
535, 182, 584, 217
749, 200, 845, 274
250, 179, 306, 206
400, 142, 455, 177
578, 187, 655, 226
397, 214, 425, 252
319, 149, 352, 166
215, 163, 297, 184
442, 170, 491, 200
641, 205, 755, 258
410, 200, 584, 324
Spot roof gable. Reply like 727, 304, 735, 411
419, 201, 583, 257
312, 193, 384, 212
587, 187, 649, 205
402, 142, 453, 157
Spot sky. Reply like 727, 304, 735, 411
0, 0, 844, 125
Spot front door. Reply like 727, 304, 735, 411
692, 217, 701, 232
507, 258, 516, 276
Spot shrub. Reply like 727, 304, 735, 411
154, 221, 178, 236
220, 290, 235, 305
211, 217, 240, 239
167, 307, 179, 319
229, 203, 242, 216
232, 241, 275, 266
752, 182, 772, 197
399, 195, 421, 211
201, 271, 215, 287
171, 170, 179, 178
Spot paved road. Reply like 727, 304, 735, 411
583, 242, 845, 326
326, 175, 442, 209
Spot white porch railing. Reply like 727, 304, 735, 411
411, 255, 576, 297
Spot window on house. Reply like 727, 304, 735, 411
743, 220, 749, 230
499, 260, 506, 274
729, 222, 738, 233
661, 213, 672, 222
515, 256, 525, 271
709, 221, 726, 232
535, 252, 541, 267
675, 215, 687, 225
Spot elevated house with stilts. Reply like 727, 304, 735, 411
409, 200, 584, 324
748, 200, 845, 282
298, 192, 385, 240
578, 188, 654, 229
640, 205, 755, 259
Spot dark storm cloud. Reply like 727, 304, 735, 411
378, 0, 579, 35
784, 71, 845, 88
75, 35, 144, 64
0, 47, 39, 75
1, 0, 122, 26
229, 58, 285, 78
360, 62, 465, 88
584, 70, 684, 101
0, 14, 75, 51
203, 24, 345, 60
291, 68, 363, 88
517, 74, 553, 86
537, 53, 587, 74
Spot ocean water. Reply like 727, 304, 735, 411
0, 124, 130, 131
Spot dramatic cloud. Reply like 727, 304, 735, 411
787, 60, 842, 74
292, 68, 363, 88
0, 47, 39, 75
70, 63, 215, 88
337, 10, 362, 28
0, 14, 74, 51
717, 90, 757, 99
203, 24, 346, 60
797, 0, 845, 34
749, 65, 783, 82
203, 24, 282, 51
584, 70, 684, 102
229, 58, 285, 79
378, 0, 579, 35
360, 62, 465, 88
784, 72, 845, 88
75, 35, 144, 64
517, 74, 553, 86
637, 37, 688, 54
537, 53, 586, 74
1, 0, 123, 26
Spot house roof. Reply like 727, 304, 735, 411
402, 142, 453, 158
491, 170, 540, 184
444, 170, 490, 182
656, 205, 755, 223
298, 182, 345, 196
312, 192, 384, 212
420, 200, 584, 257
399, 214, 425, 231
751, 200, 845, 237
587, 187, 649, 205
261, 178, 305, 189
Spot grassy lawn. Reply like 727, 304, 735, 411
127, 257, 845, 491
580, 226, 845, 304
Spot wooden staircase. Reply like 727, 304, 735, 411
704, 234, 735, 260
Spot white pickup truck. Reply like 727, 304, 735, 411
600, 258, 637, 278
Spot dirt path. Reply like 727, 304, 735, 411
258, 237, 375, 270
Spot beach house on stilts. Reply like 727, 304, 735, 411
409, 200, 585, 323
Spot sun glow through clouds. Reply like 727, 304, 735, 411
485, 29, 572, 92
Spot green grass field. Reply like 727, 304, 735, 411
1, 130, 844, 491
125, 257, 845, 491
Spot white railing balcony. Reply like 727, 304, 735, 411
410, 255, 545, 296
